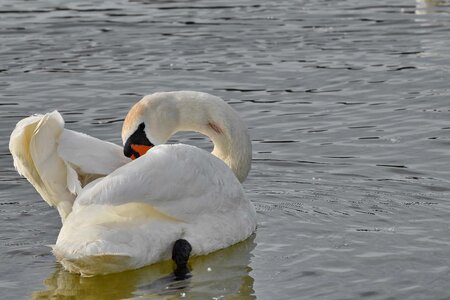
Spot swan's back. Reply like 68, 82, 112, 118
54, 144, 257, 276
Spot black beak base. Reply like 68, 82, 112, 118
123, 122, 154, 159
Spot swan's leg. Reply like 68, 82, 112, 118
172, 239, 192, 280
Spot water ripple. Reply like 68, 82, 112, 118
1, 0, 450, 299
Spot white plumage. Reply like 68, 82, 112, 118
9, 91, 257, 276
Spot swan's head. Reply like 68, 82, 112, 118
122, 95, 178, 160
122, 91, 251, 181
122, 122, 154, 160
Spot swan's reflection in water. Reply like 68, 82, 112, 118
416, 0, 450, 14
33, 235, 256, 299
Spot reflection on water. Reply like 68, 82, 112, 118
33, 236, 256, 299
416, 0, 450, 14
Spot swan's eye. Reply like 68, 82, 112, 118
124, 123, 154, 159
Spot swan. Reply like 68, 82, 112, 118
9, 91, 257, 276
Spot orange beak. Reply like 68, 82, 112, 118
130, 144, 152, 160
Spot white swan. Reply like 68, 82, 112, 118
9, 91, 257, 276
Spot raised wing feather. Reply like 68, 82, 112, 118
9, 111, 130, 222
10, 111, 75, 220
58, 129, 130, 176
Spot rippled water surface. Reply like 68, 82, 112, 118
2, 0, 450, 299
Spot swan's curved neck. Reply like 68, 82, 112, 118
143, 92, 252, 182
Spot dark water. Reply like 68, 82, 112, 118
1, 0, 450, 299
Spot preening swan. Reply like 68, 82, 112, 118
9, 91, 257, 276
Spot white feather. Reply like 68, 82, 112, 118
9, 111, 130, 221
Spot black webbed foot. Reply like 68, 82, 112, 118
172, 239, 192, 280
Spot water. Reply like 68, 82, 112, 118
1, 0, 450, 298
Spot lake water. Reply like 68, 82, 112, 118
1, 0, 450, 299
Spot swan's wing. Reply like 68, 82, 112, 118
72, 145, 256, 238
73, 144, 245, 215
9, 111, 130, 222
